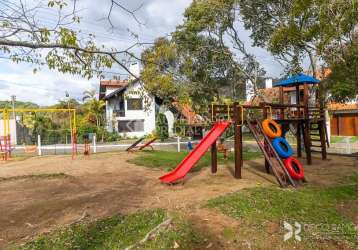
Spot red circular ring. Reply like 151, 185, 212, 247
284, 157, 304, 180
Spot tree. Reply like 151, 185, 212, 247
173, 0, 265, 92
238, 0, 357, 77
141, 0, 266, 111
324, 36, 358, 102
82, 90, 105, 129
82, 90, 97, 102
0, 0, 147, 79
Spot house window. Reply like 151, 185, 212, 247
118, 120, 144, 132
127, 98, 143, 110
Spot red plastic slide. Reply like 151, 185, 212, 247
159, 121, 230, 183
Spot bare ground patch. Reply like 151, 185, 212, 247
0, 152, 356, 248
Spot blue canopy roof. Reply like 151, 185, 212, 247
274, 73, 320, 87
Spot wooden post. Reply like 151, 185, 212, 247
296, 85, 300, 116
37, 134, 42, 156
296, 85, 302, 157
263, 106, 270, 173
234, 103, 242, 178
279, 86, 284, 119
211, 141, 217, 173
93, 134, 97, 154
303, 83, 309, 119
177, 136, 181, 152
303, 83, 312, 165
319, 120, 327, 160
297, 123, 302, 157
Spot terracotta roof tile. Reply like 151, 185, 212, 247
172, 102, 203, 125
328, 102, 358, 111
100, 80, 128, 87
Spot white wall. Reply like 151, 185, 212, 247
0, 119, 17, 145
105, 86, 119, 96
111, 81, 156, 138
265, 78, 273, 89
290, 92, 296, 104
129, 63, 141, 81
164, 110, 175, 137
106, 100, 114, 132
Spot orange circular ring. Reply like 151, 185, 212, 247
262, 119, 282, 138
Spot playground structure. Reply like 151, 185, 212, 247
0, 108, 78, 160
126, 137, 157, 152
160, 73, 328, 187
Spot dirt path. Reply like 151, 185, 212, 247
0, 152, 356, 248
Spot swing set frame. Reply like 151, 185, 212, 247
0, 108, 77, 160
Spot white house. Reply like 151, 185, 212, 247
99, 63, 204, 138
100, 63, 172, 138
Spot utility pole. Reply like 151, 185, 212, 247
11, 95, 16, 145
11, 95, 16, 119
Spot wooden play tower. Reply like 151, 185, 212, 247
209, 73, 329, 187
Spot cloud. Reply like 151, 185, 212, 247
0, 0, 284, 106
0, 62, 97, 105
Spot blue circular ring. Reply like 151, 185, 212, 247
272, 137, 293, 158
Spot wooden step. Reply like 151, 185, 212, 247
310, 144, 323, 148
310, 139, 321, 142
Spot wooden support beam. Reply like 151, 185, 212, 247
279, 86, 284, 119
234, 104, 242, 179
263, 106, 270, 173
296, 86, 302, 157
303, 83, 309, 119
297, 123, 302, 157
211, 141, 217, 173
302, 82, 312, 164
304, 121, 312, 165
319, 121, 327, 160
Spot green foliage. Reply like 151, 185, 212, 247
16, 209, 205, 250
141, 38, 180, 103
207, 185, 358, 246
0, 1, 121, 79
173, 119, 187, 137
238, 0, 357, 82
142, 0, 265, 111
156, 113, 169, 141
0, 100, 39, 109
325, 38, 358, 102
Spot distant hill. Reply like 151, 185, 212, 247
0, 100, 40, 109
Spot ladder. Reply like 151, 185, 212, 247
247, 119, 296, 188
308, 120, 328, 160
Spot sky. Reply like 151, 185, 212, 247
0, 0, 284, 106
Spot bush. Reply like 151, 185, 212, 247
156, 113, 169, 141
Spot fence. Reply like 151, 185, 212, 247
6, 132, 358, 158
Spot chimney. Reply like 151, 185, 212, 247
129, 62, 141, 80
265, 78, 272, 89
246, 79, 254, 102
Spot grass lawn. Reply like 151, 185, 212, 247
128, 150, 262, 172
206, 175, 358, 249
15, 209, 206, 250
330, 136, 358, 144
